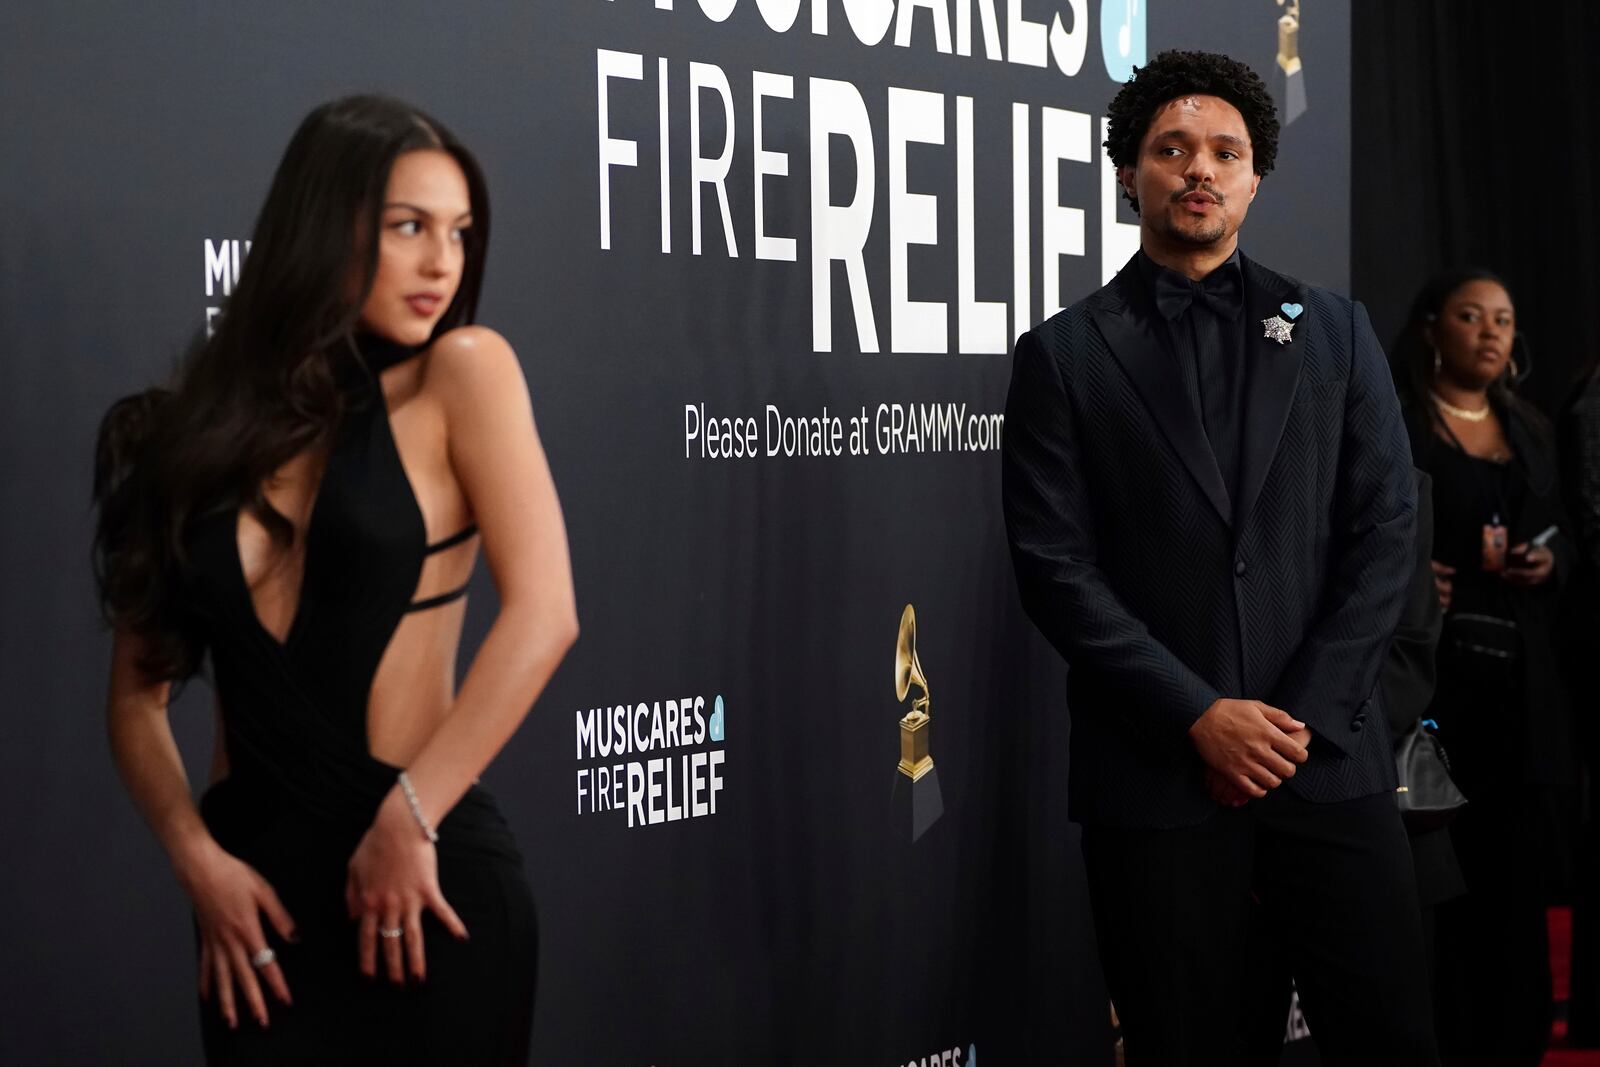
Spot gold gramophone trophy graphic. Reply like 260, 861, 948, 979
1274, 0, 1307, 125
891, 604, 944, 842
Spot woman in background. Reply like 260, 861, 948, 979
93, 96, 576, 1064
1393, 269, 1573, 1066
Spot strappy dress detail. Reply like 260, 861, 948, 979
406, 523, 479, 613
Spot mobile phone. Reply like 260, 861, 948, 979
1509, 526, 1558, 567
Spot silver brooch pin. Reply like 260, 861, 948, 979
1262, 301, 1303, 345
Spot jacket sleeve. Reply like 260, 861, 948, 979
1270, 301, 1418, 755
1533, 481, 1577, 594
1525, 423, 1578, 594
1562, 382, 1600, 581
1002, 326, 1221, 735
1381, 470, 1441, 737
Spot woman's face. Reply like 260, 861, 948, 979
1429, 278, 1515, 391
357, 148, 473, 347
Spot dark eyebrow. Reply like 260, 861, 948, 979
383, 202, 474, 222
1148, 130, 1249, 151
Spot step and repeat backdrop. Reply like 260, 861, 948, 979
0, 2, 1347, 1063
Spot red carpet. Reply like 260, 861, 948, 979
1544, 907, 1600, 1066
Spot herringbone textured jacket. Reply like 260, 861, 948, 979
1004, 253, 1416, 828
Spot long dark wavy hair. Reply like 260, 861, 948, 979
1390, 267, 1538, 445
92, 95, 491, 688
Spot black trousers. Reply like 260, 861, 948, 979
1428, 654, 1556, 1066
1082, 787, 1439, 1067
1432, 789, 1555, 1067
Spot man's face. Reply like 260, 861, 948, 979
1120, 94, 1261, 250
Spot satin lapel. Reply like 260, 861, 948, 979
1234, 257, 1306, 530
1089, 264, 1232, 527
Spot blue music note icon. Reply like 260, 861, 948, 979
1100, 0, 1146, 83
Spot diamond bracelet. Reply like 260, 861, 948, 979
397, 770, 440, 843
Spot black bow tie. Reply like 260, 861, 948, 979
1154, 265, 1243, 322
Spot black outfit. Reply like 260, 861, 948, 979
1003, 251, 1436, 1064
1561, 372, 1600, 1045
1408, 397, 1574, 1067
1141, 247, 1249, 505
180, 334, 537, 1065
1381, 471, 1463, 908
1242, 470, 1461, 1063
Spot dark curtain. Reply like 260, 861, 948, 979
1352, 0, 1600, 416
1352, 2, 1600, 1046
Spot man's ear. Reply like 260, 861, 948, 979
1118, 164, 1137, 200
1248, 173, 1260, 201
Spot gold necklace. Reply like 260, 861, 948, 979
1430, 390, 1490, 422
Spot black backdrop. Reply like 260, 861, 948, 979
1350, 0, 1600, 416
0, 3, 1352, 1063
1346, 0, 1600, 1042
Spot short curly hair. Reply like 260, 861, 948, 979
1104, 50, 1279, 214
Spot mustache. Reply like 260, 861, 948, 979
1172, 183, 1225, 205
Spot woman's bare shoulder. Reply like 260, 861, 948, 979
423, 325, 520, 378
419, 326, 536, 436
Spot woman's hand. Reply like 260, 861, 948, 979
344, 792, 469, 985
1504, 543, 1554, 587
179, 840, 296, 1029
1431, 560, 1456, 612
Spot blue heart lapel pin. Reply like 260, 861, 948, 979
1280, 302, 1304, 320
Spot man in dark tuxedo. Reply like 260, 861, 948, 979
1002, 51, 1438, 1064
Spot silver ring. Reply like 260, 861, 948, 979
249, 947, 276, 969
380, 927, 404, 939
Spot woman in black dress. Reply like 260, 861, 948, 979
92, 96, 577, 1064
1394, 269, 1573, 1066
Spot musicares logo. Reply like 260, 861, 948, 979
898, 1042, 975, 1067
573, 693, 727, 829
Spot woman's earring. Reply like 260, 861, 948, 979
1509, 333, 1532, 385
1433, 347, 1442, 378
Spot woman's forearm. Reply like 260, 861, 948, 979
382, 601, 578, 832
105, 632, 220, 883
108, 706, 222, 876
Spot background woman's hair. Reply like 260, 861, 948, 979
1390, 267, 1537, 442
91, 94, 492, 687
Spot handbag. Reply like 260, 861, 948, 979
1395, 718, 1468, 831
1443, 611, 1522, 664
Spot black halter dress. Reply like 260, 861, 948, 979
183, 334, 537, 1065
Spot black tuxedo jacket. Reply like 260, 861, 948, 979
1003, 252, 1417, 828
